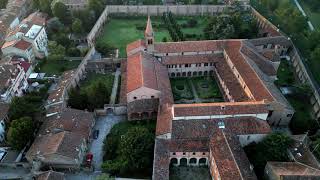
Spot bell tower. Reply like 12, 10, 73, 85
145, 16, 154, 52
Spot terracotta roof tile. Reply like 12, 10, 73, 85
266, 162, 320, 177
126, 52, 158, 93
172, 117, 271, 139
13, 39, 32, 50
173, 101, 268, 117
224, 41, 273, 101
154, 40, 224, 53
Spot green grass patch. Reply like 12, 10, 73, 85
36, 60, 80, 76
97, 17, 171, 57
193, 76, 223, 100
170, 78, 194, 101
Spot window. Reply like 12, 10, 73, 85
247, 136, 251, 140
151, 96, 154, 98
183, 152, 186, 155
204, 63, 208, 66
202, 152, 206, 155
173, 152, 176, 155
182, 52, 184, 55
192, 152, 196, 155
133, 97, 137, 100
166, 53, 168, 56
179, 65, 182, 68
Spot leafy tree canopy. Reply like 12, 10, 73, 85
52, 2, 71, 24
7, 117, 34, 150
244, 133, 294, 178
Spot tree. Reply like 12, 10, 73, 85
102, 126, 154, 175
86, 81, 110, 110
8, 96, 41, 120
7, 117, 34, 150
72, 18, 83, 34
88, 0, 104, 19
0, 0, 8, 9
67, 47, 81, 57
204, 16, 235, 40
39, 0, 52, 15
47, 18, 64, 34
96, 42, 115, 57
275, 6, 307, 34
47, 41, 66, 61
244, 133, 294, 178
52, 2, 70, 24
67, 88, 88, 110
311, 46, 320, 63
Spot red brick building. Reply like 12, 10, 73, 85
120, 17, 295, 179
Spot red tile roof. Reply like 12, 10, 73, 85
13, 39, 32, 50
266, 162, 320, 177
210, 130, 257, 180
224, 41, 274, 101
172, 117, 271, 139
145, 16, 153, 37
126, 39, 145, 55
154, 40, 224, 53
161, 54, 224, 65
126, 52, 158, 93
173, 101, 268, 117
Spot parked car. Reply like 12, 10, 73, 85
93, 130, 99, 139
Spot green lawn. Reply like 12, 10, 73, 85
97, 17, 171, 57
300, 0, 320, 29
36, 60, 80, 76
193, 77, 223, 100
170, 78, 194, 101
97, 16, 209, 57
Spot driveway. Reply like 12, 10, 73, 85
89, 114, 125, 172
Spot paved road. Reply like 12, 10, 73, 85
109, 68, 121, 105
89, 114, 126, 172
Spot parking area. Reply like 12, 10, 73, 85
89, 113, 126, 172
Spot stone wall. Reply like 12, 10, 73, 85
86, 5, 233, 48
105, 5, 228, 16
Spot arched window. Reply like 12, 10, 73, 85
187, 72, 191, 76
180, 158, 187, 166
182, 72, 186, 77
177, 72, 181, 77
170, 158, 178, 166
199, 71, 203, 76
193, 71, 197, 76
171, 73, 175, 77
199, 158, 207, 166
189, 158, 197, 164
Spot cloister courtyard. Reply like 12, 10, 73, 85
170, 76, 223, 103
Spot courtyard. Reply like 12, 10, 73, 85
170, 76, 223, 103
169, 166, 211, 180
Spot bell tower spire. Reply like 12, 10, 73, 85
145, 16, 154, 52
